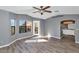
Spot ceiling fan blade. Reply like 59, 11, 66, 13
33, 11, 40, 13
44, 10, 52, 13
33, 7, 41, 10
42, 6, 50, 10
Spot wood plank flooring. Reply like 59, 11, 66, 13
0, 35, 79, 53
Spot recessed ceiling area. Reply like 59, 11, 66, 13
0, 6, 79, 19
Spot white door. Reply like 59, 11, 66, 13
33, 21, 40, 35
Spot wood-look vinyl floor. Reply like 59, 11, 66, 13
0, 35, 79, 53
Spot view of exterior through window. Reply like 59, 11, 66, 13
19, 20, 26, 33
19, 20, 32, 33
26, 21, 32, 32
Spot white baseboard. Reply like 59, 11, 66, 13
51, 36, 60, 39
75, 41, 79, 44
42, 35, 60, 39
0, 35, 35, 48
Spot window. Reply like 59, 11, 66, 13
19, 20, 32, 33
19, 20, 26, 33
11, 19, 15, 35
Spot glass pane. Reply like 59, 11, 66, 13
35, 23, 38, 34
19, 20, 26, 26
19, 26, 26, 33
11, 19, 15, 35
19, 20, 26, 33
11, 26, 15, 35
26, 21, 32, 32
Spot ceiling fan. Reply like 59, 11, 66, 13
33, 6, 52, 15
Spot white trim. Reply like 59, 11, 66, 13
0, 35, 35, 48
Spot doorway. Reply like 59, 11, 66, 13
60, 20, 75, 42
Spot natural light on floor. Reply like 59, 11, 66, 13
25, 39, 48, 43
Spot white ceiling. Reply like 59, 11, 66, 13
0, 6, 79, 19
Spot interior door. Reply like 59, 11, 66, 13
33, 21, 40, 35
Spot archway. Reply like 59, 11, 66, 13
60, 19, 75, 42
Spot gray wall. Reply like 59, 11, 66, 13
40, 19, 46, 36
0, 10, 10, 46
45, 17, 60, 39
